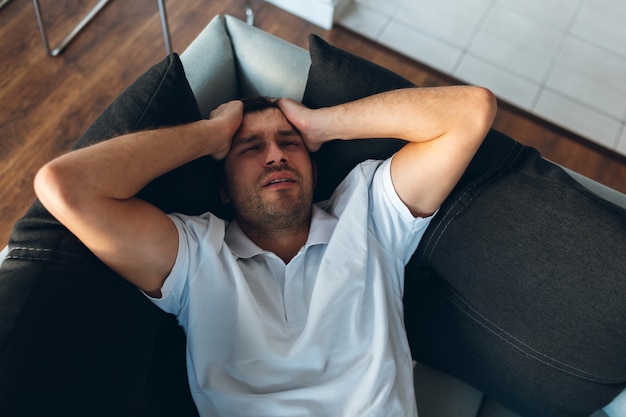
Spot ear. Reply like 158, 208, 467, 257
219, 174, 230, 204
312, 158, 318, 190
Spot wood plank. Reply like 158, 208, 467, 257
1, 0, 624, 246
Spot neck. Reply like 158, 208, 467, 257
237, 215, 311, 264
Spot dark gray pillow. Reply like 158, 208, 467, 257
303, 35, 414, 202
76, 53, 221, 216
302, 35, 626, 416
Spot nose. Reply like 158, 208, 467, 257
265, 142, 287, 166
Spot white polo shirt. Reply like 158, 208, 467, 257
148, 158, 432, 417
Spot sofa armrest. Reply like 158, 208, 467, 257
563, 166, 626, 209
604, 389, 626, 417
413, 360, 622, 417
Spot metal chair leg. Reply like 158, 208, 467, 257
33, 0, 111, 57
244, 0, 254, 25
157, 0, 172, 55
33, 0, 172, 57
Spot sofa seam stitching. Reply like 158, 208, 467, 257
441, 283, 624, 383
423, 142, 524, 263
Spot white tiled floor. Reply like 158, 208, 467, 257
336, 0, 626, 156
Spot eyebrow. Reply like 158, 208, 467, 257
233, 128, 301, 147
277, 128, 301, 138
233, 134, 261, 147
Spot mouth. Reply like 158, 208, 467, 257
266, 178, 295, 186
263, 171, 297, 188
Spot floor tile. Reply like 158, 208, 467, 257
545, 36, 626, 120
454, 54, 540, 110
535, 90, 622, 150
496, 0, 582, 31
392, 0, 492, 50
468, 4, 565, 83
570, 0, 626, 57
617, 127, 626, 155
337, 2, 390, 40
336, 0, 626, 155
378, 21, 463, 73
353, 0, 405, 17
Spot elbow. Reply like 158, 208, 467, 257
34, 161, 80, 219
482, 86, 498, 121
455, 86, 497, 149
473, 86, 498, 133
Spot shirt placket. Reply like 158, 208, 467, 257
284, 255, 307, 328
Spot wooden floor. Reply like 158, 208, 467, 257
1, 0, 625, 246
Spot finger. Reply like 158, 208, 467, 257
210, 100, 243, 120
278, 97, 304, 116
278, 98, 310, 134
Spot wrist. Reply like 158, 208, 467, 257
196, 118, 232, 160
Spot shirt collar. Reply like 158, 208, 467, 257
225, 205, 338, 260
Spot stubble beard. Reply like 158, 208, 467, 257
229, 175, 314, 238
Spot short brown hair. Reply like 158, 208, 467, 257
240, 96, 279, 114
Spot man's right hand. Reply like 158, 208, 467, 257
209, 100, 244, 160
34, 102, 247, 297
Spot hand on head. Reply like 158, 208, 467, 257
208, 100, 244, 160
208, 97, 326, 160
277, 98, 325, 153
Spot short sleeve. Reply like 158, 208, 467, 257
369, 158, 434, 264
144, 212, 226, 318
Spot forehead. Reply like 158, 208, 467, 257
233, 108, 299, 143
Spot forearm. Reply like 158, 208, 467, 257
311, 86, 495, 146
281, 86, 496, 217
35, 118, 232, 215
31, 101, 242, 292
44, 121, 215, 197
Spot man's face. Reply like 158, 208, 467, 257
222, 107, 315, 231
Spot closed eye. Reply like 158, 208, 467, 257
241, 144, 262, 154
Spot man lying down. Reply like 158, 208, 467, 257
34, 87, 496, 416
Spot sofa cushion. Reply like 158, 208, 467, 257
303, 35, 415, 108
407, 135, 626, 416
180, 15, 239, 118
303, 34, 415, 202
77, 54, 223, 217
0, 54, 201, 417
224, 14, 311, 101
301, 35, 626, 416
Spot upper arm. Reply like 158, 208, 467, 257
390, 87, 497, 217
34, 165, 178, 297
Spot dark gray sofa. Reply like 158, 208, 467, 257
1, 14, 624, 417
